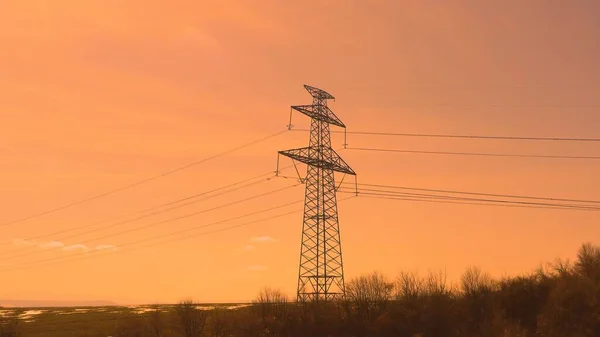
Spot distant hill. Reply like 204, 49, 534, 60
0, 299, 118, 307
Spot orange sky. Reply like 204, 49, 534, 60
1, 0, 599, 304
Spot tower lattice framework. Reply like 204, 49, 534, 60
278, 85, 356, 302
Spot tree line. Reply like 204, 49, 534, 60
4, 242, 600, 336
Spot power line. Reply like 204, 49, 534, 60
346, 83, 600, 90
135, 205, 304, 249
277, 174, 600, 205
0, 165, 296, 259
280, 176, 600, 210
345, 182, 600, 205
0, 177, 271, 259
355, 194, 600, 211
0, 167, 288, 248
338, 188, 600, 211
0, 129, 288, 228
0, 183, 301, 263
396, 103, 600, 108
0, 196, 357, 273
290, 128, 600, 142
0, 207, 297, 272
346, 146, 600, 160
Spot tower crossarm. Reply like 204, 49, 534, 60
278, 147, 356, 176
303, 85, 335, 100
291, 105, 346, 128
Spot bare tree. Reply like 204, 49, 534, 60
394, 271, 423, 300
147, 304, 162, 337
550, 257, 572, 276
254, 287, 288, 304
461, 266, 497, 334
209, 307, 229, 337
423, 269, 452, 297
176, 299, 207, 337
252, 287, 290, 334
575, 242, 600, 280
345, 272, 394, 321
461, 266, 495, 296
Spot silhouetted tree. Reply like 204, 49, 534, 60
12, 242, 600, 337
176, 299, 207, 337
575, 242, 600, 281
252, 287, 291, 336
208, 307, 229, 337
497, 275, 544, 334
423, 269, 452, 297
346, 272, 394, 323
550, 257, 572, 276
537, 274, 599, 336
147, 304, 162, 337
460, 266, 496, 336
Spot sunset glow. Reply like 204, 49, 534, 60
1, 0, 599, 304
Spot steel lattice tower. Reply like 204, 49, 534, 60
277, 85, 356, 302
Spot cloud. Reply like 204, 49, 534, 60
236, 236, 277, 252
95, 244, 118, 252
12, 238, 35, 247
12, 239, 118, 254
250, 236, 278, 243
62, 244, 89, 252
39, 241, 65, 249
247, 265, 269, 272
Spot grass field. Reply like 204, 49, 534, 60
0, 303, 249, 336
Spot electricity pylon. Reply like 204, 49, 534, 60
277, 85, 356, 302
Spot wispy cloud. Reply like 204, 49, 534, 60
62, 244, 90, 252
39, 241, 65, 249
95, 244, 118, 252
12, 238, 118, 254
236, 236, 278, 252
250, 236, 278, 243
12, 238, 35, 247
247, 265, 269, 272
